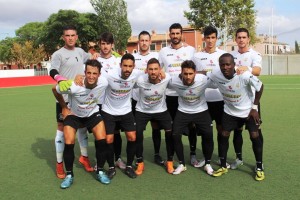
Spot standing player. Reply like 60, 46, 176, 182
193, 26, 229, 168
97, 32, 125, 170
210, 53, 265, 181
49, 25, 93, 179
52, 59, 110, 189
134, 58, 173, 175
159, 23, 197, 172
101, 53, 141, 179
169, 60, 214, 176
133, 31, 164, 166
230, 28, 263, 170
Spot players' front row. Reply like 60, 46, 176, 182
52, 53, 264, 189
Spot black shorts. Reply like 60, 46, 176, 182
131, 98, 137, 116
222, 112, 259, 133
173, 110, 212, 136
166, 96, 178, 120
56, 102, 69, 123
101, 111, 136, 134
135, 111, 172, 133
207, 101, 224, 125
63, 112, 103, 133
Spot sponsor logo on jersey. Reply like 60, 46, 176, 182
167, 54, 173, 56
201, 58, 207, 60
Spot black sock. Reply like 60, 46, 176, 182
152, 129, 161, 154
173, 134, 185, 166
135, 131, 144, 160
233, 129, 243, 160
251, 136, 263, 169
165, 131, 174, 161
63, 144, 75, 173
114, 132, 122, 161
218, 134, 229, 168
201, 131, 214, 165
107, 143, 115, 168
95, 139, 107, 171
126, 141, 136, 166
188, 124, 197, 155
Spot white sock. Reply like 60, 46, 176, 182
55, 130, 64, 163
77, 127, 88, 157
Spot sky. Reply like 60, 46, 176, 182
0, 0, 299, 47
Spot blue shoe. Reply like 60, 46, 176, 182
97, 171, 111, 184
60, 175, 73, 189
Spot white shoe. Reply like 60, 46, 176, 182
172, 164, 187, 175
197, 158, 206, 168
115, 158, 126, 170
216, 159, 230, 169
230, 159, 243, 170
204, 164, 214, 175
254, 164, 264, 172
190, 155, 201, 168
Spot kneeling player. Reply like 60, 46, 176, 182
52, 59, 110, 189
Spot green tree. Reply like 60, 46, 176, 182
15, 22, 45, 48
184, 0, 257, 44
11, 41, 46, 68
295, 41, 299, 54
90, 0, 132, 52
40, 9, 102, 55
0, 37, 16, 65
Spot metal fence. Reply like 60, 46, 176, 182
34, 68, 49, 76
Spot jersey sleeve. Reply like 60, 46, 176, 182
192, 54, 203, 72
252, 51, 262, 68
50, 52, 62, 72
158, 50, 165, 69
242, 71, 262, 92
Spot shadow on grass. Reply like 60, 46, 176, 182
31, 138, 56, 174
31, 137, 96, 178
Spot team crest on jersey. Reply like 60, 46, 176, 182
236, 83, 240, 88
227, 85, 235, 92
210, 60, 213, 64
155, 91, 158, 95
244, 58, 248, 62
189, 89, 193, 94
90, 94, 94, 98
120, 81, 130, 88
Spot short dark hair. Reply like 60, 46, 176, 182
99, 32, 114, 44
121, 53, 135, 64
85, 59, 102, 73
138, 31, 151, 40
169, 23, 183, 33
219, 53, 235, 63
235, 28, 249, 38
181, 60, 196, 71
147, 58, 160, 68
203, 26, 218, 37
62, 25, 77, 34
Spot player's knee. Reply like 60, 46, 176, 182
250, 131, 259, 139
222, 131, 230, 137
127, 134, 136, 142
106, 135, 114, 144
57, 123, 64, 131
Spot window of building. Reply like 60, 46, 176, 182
231, 46, 235, 51
150, 44, 156, 51
161, 42, 167, 48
